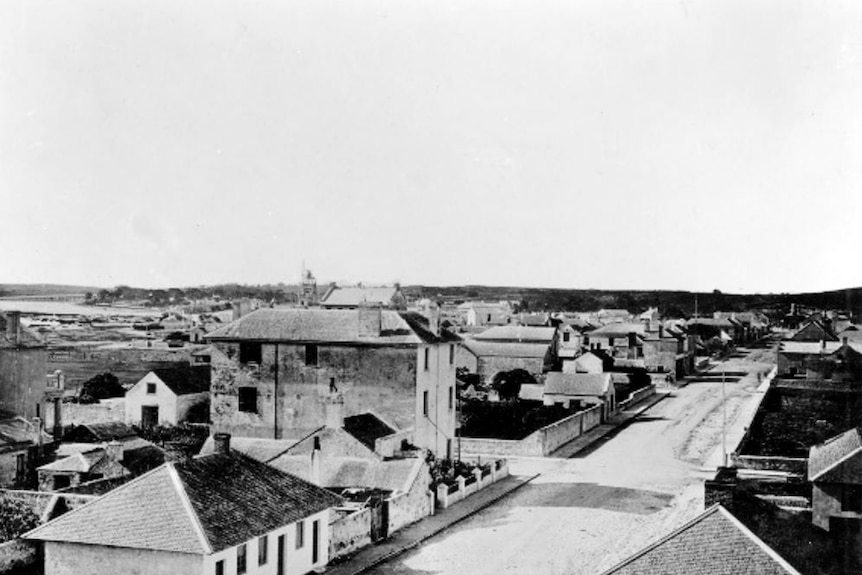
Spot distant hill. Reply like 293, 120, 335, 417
0, 283, 103, 297
403, 285, 862, 319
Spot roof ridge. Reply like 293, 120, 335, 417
166, 462, 212, 554
598, 505, 724, 575
810, 442, 862, 481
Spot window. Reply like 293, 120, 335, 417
312, 520, 320, 564
563, 331, 570, 343
608, 337, 615, 347
449, 344, 455, 365
583, 336, 590, 345
842, 486, 862, 513
423, 391, 429, 417
258, 535, 268, 565
238, 387, 258, 413
446, 439, 452, 460
239, 342, 262, 364
423, 348, 430, 371
215, 560, 225, 575
296, 521, 304, 549
16, 454, 25, 483
448, 387, 454, 410
237, 543, 247, 574
305, 344, 318, 367
146, 382, 157, 395
53, 475, 71, 489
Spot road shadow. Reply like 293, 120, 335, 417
514, 482, 675, 515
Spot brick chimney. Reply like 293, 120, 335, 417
310, 436, 321, 486
6, 311, 20, 345
358, 304, 382, 338
214, 432, 231, 455
325, 393, 344, 429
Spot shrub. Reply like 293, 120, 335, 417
0, 496, 39, 542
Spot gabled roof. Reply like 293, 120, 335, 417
39, 449, 108, 473
206, 308, 456, 346
544, 372, 612, 396
474, 325, 556, 343
320, 286, 401, 308
601, 505, 801, 575
147, 366, 211, 395
460, 340, 549, 359
588, 323, 646, 339
27, 451, 343, 554
790, 320, 839, 342
809, 427, 862, 484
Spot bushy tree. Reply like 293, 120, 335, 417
491, 369, 536, 401
0, 496, 39, 541
78, 373, 124, 404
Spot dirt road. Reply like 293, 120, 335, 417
370, 346, 776, 575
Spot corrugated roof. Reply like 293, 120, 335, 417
27, 451, 343, 554
545, 373, 612, 396
206, 308, 456, 345
809, 427, 862, 483
601, 505, 800, 575
474, 325, 556, 343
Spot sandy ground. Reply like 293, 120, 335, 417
371, 345, 777, 575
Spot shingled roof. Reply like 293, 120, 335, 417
809, 427, 862, 484
206, 308, 457, 345
26, 451, 343, 554
601, 505, 801, 575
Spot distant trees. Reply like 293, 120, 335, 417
78, 373, 125, 404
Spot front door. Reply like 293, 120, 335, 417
141, 405, 159, 428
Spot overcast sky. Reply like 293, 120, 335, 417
1, 0, 860, 293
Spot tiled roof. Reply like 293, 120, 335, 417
39, 449, 106, 473
0, 313, 45, 349
809, 427, 862, 483
206, 308, 456, 345
461, 340, 549, 359
150, 366, 211, 395
27, 451, 343, 554
601, 505, 801, 575
320, 286, 398, 307
343, 413, 396, 450
545, 373, 612, 396
474, 325, 555, 343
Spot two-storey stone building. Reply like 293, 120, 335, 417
206, 306, 459, 457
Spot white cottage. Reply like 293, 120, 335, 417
26, 434, 343, 575
125, 366, 210, 427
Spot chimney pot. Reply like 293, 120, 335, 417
214, 432, 231, 455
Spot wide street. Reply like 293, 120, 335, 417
370, 344, 777, 575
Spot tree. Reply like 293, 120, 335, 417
78, 373, 125, 404
0, 496, 39, 541
491, 369, 536, 401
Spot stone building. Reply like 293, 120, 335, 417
0, 311, 48, 421
809, 427, 862, 532
206, 306, 459, 456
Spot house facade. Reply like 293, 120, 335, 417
809, 428, 862, 532
206, 307, 458, 456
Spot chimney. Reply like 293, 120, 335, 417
423, 301, 440, 336
6, 311, 20, 345
843, 336, 849, 346
358, 304, 382, 338
52, 398, 63, 440
628, 332, 638, 359
32, 417, 43, 446
310, 436, 321, 486
820, 339, 826, 352
105, 440, 123, 463
325, 393, 344, 429
643, 318, 651, 333
163, 440, 190, 463
658, 324, 664, 338
214, 432, 231, 455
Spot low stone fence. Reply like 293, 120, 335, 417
461, 404, 604, 457
329, 507, 373, 561
435, 459, 509, 510
616, 385, 656, 411
730, 454, 808, 476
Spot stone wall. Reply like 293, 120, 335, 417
329, 508, 372, 560
0, 347, 48, 421
387, 461, 433, 534
616, 385, 656, 411
44, 399, 125, 428
435, 459, 509, 509
476, 356, 544, 384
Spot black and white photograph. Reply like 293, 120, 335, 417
1, 0, 861, 573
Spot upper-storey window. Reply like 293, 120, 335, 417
240, 342, 262, 364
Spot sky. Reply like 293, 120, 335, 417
1, 0, 861, 294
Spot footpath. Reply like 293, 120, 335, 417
321, 473, 538, 575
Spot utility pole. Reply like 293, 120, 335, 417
722, 370, 727, 467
